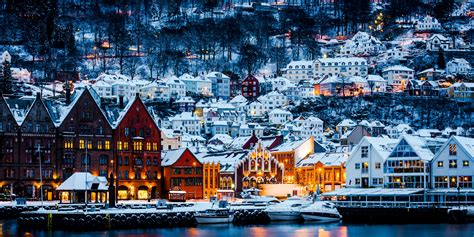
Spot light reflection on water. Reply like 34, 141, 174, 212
1, 220, 473, 237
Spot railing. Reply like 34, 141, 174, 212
333, 201, 474, 209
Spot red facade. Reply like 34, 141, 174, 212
242, 74, 259, 100
114, 95, 162, 200
162, 148, 203, 200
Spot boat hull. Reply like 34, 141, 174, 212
301, 212, 341, 222
267, 211, 302, 221
195, 216, 234, 224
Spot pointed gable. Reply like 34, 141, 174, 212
115, 95, 159, 132
58, 88, 112, 132
20, 93, 56, 133
0, 96, 18, 132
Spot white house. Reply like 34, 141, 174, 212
164, 76, 186, 98
282, 60, 314, 82
427, 34, 452, 51
92, 80, 113, 99
268, 109, 293, 125
382, 65, 415, 91
206, 72, 230, 99
161, 129, 182, 150
446, 58, 472, 75
259, 90, 288, 111
138, 81, 170, 101
246, 101, 265, 117
383, 47, 410, 62
340, 32, 385, 56
336, 119, 357, 137
416, 16, 442, 31
346, 136, 398, 188
384, 135, 434, 188
295, 116, 324, 140
367, 75, 387, 93
180, 73, 213, 97
314, 57, 368, 78
270, 77, 293, 92
170, 112, 201, 135
431, 136, 474, 189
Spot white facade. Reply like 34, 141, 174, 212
259, 91, 288, 111
161, 129, 182, 150
171, 112, 201, 135
164, 76, 186, 98
206, 72, 230, 99
446, 58, 472, 75
340, 32, 385, 56
382, 65, 415, 90
314, 57, 368, 78
180, 74, 213, 96
416, 16, 442, 31
246, 101, 265, 117
346, 137, 398, 188
283, 60, 314, 82
268, 109, 292, 125
139, 81, 170, 101
295, 116, 324, 140
367, 75, 388, 93
427, 34, 452, 51
431, 136, 474, 189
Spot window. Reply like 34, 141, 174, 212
87, 141, 92, 150
459, 176, 473, 188
97, 141, 103, 150
361, 146, 368, 158
153, 143, 158, 151
118, 156, 122, 166
195, 167, 202, 174
184, 168, 193, 174
79, 140, 85, 149
123, 142, 129, 150
171, 178, 181, 187
97, 126, 103, 135
64, 140, 73, 149
449, 160, 457, 168
124, 156, 129, 166
355, 178, 360, 185
81, 154, 91, 165
99, 155, 108, 165
449, 144, 457, 156
26, 169, 35, 178
355, 163, 361, 169
153, 157, 159, 166
174, 168, 181, 175
124, 170, 129, 180
117, 141, 122, 150
146, 157, 151, 166
136, 158, 143, 166
146, 128, 151, 137
185, 178, 195, 186
146, 142, 151, 151
437, 161, 444, 167
135, 172, 140, 180
124, 128, 129, 137
105, 141, 110, 150
99, 170, 107, 177
375, 162, 381, 169
463, 160, 469, 167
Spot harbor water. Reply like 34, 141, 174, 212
1, 219, 473, 237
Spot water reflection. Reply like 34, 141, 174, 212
1, 220, 473, 237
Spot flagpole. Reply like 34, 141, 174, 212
85, 141, 88, 212
37, 144, 44, 209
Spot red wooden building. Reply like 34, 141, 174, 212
112, 94, 162, 200
241, 74, 259, 100
161, 148, 203, 201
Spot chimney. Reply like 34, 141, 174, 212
119, 95, 124, 109
65, 80, 71, 104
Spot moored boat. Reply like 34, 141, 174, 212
194, 208, 234, 224
300, 202, 342, 222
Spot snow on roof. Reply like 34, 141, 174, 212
382, 65, 414, 72
296, 152, 347, 168
209, 134, 233, 145
453, 136, 474, 158
269, 108, 292, 115
56, 172, 108, 191
429, 34, 448, 41
206, 71, 230, 79
194, 150, 248, 172
358, 136, 398, 160
178, 73, 195, 81
229, 136, 252, 149
272, 137, 309, 153
417, 68, 445, 75
306, 116, 323, 123
398, 134, 434, 161
171, 112, 200, 121
337, 119, 357, 127
175, 96, 195, 103
161, 148, 187, 166
229, 95, 248, 104
370, 120, 385, 127
317, 57, 367, 64
164, 75, 185, 85
350, 76, 366, 83
285, 60, 312, 69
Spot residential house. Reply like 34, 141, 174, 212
314, 57, 368, 78
282, 60, 314, 82
446, 58, 472, 75
206, 72, 230, 99
268, 109, 292, 125
241, 74, 260, 100
382, 65, 415, 91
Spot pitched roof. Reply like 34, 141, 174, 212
161, 148, 188, 166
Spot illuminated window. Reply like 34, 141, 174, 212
437, 161, 443, 167
117, 141, 122, 150
97, 141, 103, 150
123, 142, 129, 150
146, 142, 151, 151
449, 160, 457, 169
153, 143, 158, 151
463, 160, 469, 167
133, 141, 143, 151
449, 144, 457, 156
64, 141, 73, 149
105, 141, 110, 150
79, 140, 85, 149
87, 141, 92, 150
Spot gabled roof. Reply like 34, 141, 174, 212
433, 136, 474, 161
161, 148, 188, 166
389, 134, 434, 161
19, 93, 56, 127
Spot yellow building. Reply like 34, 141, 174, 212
296, 152, 347, 193
202, 162, 220, 199
270, 136, 314, 184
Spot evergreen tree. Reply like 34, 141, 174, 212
437, 48, 446, 69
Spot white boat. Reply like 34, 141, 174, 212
300, 202, 342, 222
194, 208, 234, 224
265, 196, 311, 221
